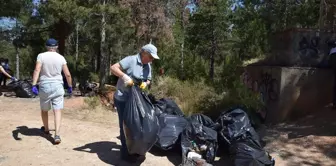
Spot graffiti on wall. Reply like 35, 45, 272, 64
242, 71, 279, 104
258, 72, 279, 104
242, 70, 279, 120
298, 36, 320, 62
296, 34, 336, 67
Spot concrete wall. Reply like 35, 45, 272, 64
243, 66, 333, 123
267, 28, 336, 67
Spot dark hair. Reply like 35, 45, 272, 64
4, 59, 8, 63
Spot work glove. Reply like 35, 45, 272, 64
32, 85, 39, 95
140, 82, 147, 90
67, 87, 73, 95
11, 77, 18, 81
121, 74, 134, 87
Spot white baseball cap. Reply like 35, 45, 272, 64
141, 44, 159, 59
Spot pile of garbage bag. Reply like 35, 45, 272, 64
7, 79, 36, 98
122, 87, 275, 166
79, 80, 98, 96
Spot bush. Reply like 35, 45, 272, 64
150, 75, 263, 124
150, 76, 227, 116
89, 72, 100, 82
84, 96, 101, 109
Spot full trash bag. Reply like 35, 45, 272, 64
216, 107, 260, 144
188, 114, 216, 129
216, 107, 274, 166
155, 113, 188, 150
230, 138, 275, 166
181, 121, 218, 165
7, 80, 36, 98
154, 98, 184, 116
79, 80, 98, 96
123, 86, 160, 155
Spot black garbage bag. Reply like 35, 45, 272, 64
79, 80, 97, 96
216, 107, 260, 144
181, 121, 218, 164
155, 98, 184, 116
123, 86, 160, 155
8, 80, 36, 98
216, 107, 274, 166
230, 138, 275, 166
188, 114, 216, 129
155, 113, 188, 150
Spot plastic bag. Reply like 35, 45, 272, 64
155, 113, 188, 150
216, 107, 274, 166
79, 80, 98, 96
216, 108, 260, 144
188, 114, 216, 129
181, 121, 218, 164
123, 86, 159, 155
8, 80, 36, 98
230, 138, 275, 166
155, 98, 184, 116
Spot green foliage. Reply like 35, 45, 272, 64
0, 0, 319, 118
84, 96, 101, 109
89, 72, 99, 82
150, 76, 224, 115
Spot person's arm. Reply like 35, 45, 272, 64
0, 66, 13, 78
110, 56, 134, 86
110, 63, 126, 78
62, 64, 72, 87
146, 64, 152, 85
32, 62, 42, 85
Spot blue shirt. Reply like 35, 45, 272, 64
114, 54, 152, 101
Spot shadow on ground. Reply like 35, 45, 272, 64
264, 108, 336, 166
12, 126, 55, 145
74, 141, 145, 166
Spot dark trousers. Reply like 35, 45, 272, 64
0, 74, 5, 86
333, 69, 336, 107
114, 98, 129, 157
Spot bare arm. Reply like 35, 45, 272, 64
0, 66, 13, 78
62, 64, 72, 88
110, 63, 126, 78
32, 62, 42, 85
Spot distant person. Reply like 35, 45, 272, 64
1, 59, 10, 86
31, 38, 73, 144
110, 43, 159, 162
0, 64, 17, 84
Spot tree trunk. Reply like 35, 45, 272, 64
99, 0, 107, 90
75, 21, 79, 73
15, 47, 19, 79
180, 8, 185, 80
209, 15, 215, 80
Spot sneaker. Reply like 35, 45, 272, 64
54, 135, 61, 144
40, 126, 51, 135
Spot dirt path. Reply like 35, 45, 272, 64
0, 96, 335, 166
0, 96, 178, 166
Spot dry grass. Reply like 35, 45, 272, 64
150, 76, 226, 115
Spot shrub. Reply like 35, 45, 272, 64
150, 75, 263, 125
150, 76, 227, 116
84, 96, 101, 109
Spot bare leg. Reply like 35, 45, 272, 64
41, 110, 49, 131
53, 109, 62, 136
